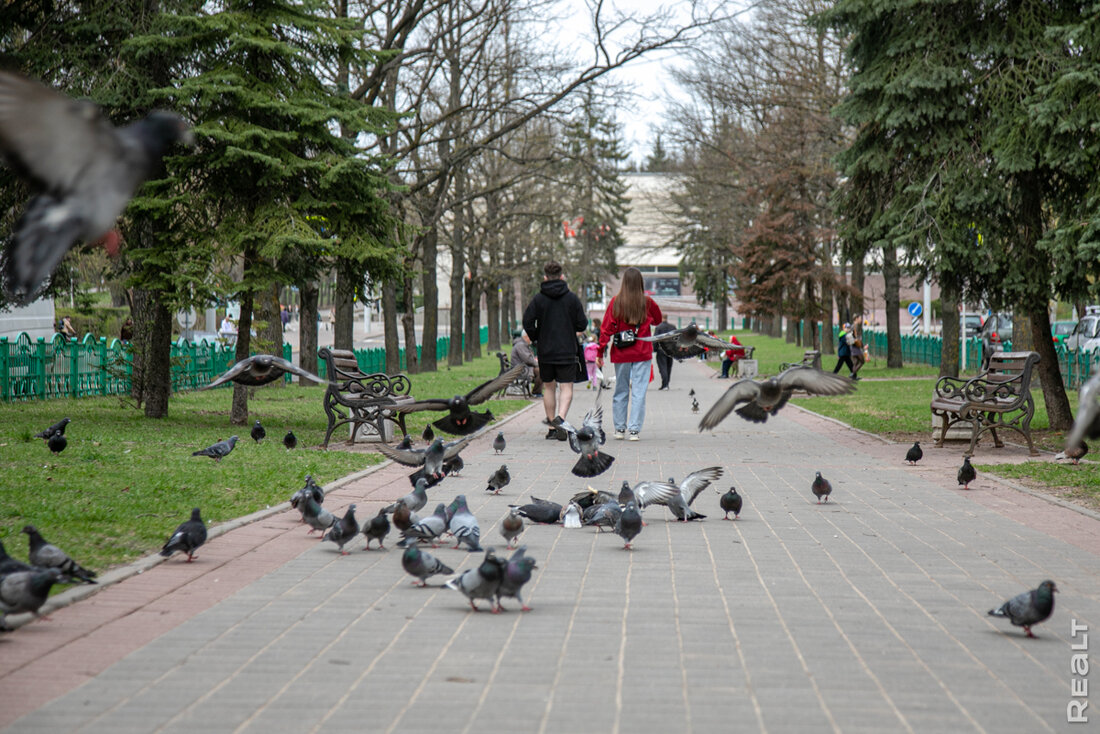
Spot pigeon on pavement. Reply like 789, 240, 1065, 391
988, 580, 1057, 638
290, 475, 325, 513
385, 478, 430, 514
493, 432, 506, 454
191, 436, 238, 462
615, 501, 643, 549
562, 502, 582, 528
362, 507, 391, 550
1054, 442, 1088, 465
667, 466, 723, 521
0, 71, 193, 305
0, 567, 63, 625
323, 505, 359, 555
446, 547, 507, 612
33, 417, 70, 440
957, 457, 976, 490
442, 455, 464, 476
637, 322, 734, 360
486, 464, 511, 495
618, 480, 636, 506
699, 366, 856, 429
283, 430, 297, 450
392, 364, 525, 436
447, 495, 483, 552
905, 441, 923, 465
500, 509, 525, 548
496, 546, 537, 612
400, 503, 448, 547
301, 494, 336, 536
691, 397, 699, 414
47, 432, 67, 454
558, 405, 615, 477
251, 420, 266, 443
377, 436, 472, 481
1066, 370, 1100, 451
22, 525, 96, 583
391, 502, 414, 534
160, 508, 207, 562
509, 496, 563, 524
583, 499, 622, 532
402, 545, 453, 587
811, 472, 832, 503
719, 487, 743, 520
201, 355, 328, 390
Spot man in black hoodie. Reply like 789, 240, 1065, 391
523, 261, 588, 437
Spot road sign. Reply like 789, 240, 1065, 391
176, 308, 197, 330
908, 302, 923, 317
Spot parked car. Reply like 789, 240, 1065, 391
961, 314, 982, 338
1066, 309, 1100, 353
980, 313, 1013, 366
1051, 319, 1078, 346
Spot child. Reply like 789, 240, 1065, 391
583, 336, 600, 389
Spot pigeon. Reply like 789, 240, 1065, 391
569, 486, 617, 510
811, 472, 832, 503
558, 405, 615, 478
644, 467, 722, 521
251, 420, 266, 443
47, 432, 67, 454
447, 495, 482, 552
283, 430, 297, 450
988, 580, 1057, 638
201, 354, 328, 390
0, 71, 194, 305
22, 525, 96, 583
400, 503, 449, 547
0, 539, 33, 578
719, 487, 743, 520
392, 363, 524, 435
562, 502, 582, 528
1054, 441, 1088, 465
402, 544, 453, 587
301, 494, 336, 535
905, 441, 922, 465
509, 496, 563, 524
615, 501, 643, 549
362, 507, 391, 550
500, 509, 525, 548
396, 434, 413, 450
442, 455, 464, 477
33, 417, 70, 440
160, 508, 207, 562
583, 499, 622, 532
618, 480, 636, 506
496, 546, 538, 612
698, 366, 856, 429
689, 388, 696, 397
421, 424, 434, 442
691, 398, 700, 414
391, 502, 414, 534
377, 436, 472, 481
957, 457, 976, 490
493, 431, 506, 454
385, 478, 429, 514
486, 464, 511, 495
637, 322, 734, 360
323, 504, 359, 555
290, 475, 325, 513
0, 568, 63, 625
191, 435, 238, 462
446, 547, 507, 612
1066, 370, 1100, 451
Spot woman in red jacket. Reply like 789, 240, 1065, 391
596, 267, 663, 440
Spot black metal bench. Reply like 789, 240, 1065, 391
319, 347, 414, 448
930, 350, 1040, 457
780, 349, 821, 371
495, 351, 532, 398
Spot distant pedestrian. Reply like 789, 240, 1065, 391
833, 322, 854, 377
720, 334, 746, 378
653, 317, 674, 390
850, 329, 865, 380
510, 330, 542, 396
120, 317, 133, 343
61, 315, 76, 338
583, 337, 600, 389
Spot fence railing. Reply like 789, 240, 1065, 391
318, 325, 490, 377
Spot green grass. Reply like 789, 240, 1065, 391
973, 462, 1100, 511
0, 353, 528, 575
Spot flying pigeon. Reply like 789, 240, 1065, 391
385, 478, 430, 515
988, 580, 1057, 638
957, 457, 976, 490
637, 322, 734, 360
698, 366, 856, 429
486, 464, 511, 495
160, 508, 207, 562
509, 496, 563, 524
562, 502, 582, 529
33, 417, 70, 440
283, 430, 297, 450
0, 71, 193, 305
201, 354, 328, 390
493, 432, 506, 454
400, 503, 448, 547
496, 546, 537, 612
445, 547, 506, 612
290, 475, 325, 513
615, 500, 643, 549
447, 495, 482, 552
47, 432, 67, 455
362, 507, 391, 550
191, 435, 238, 462
251, 420, 266, 443
0, 539, 33, 578
323, 504, 359, 555
811, 472, 832, 503
392, 363, 524, 435
402, 544, 453, 586
422, 424, 434, 442
300, 494, 336, 535
719, 487, 743, 520
0, 567, 63, 626
1066, 370, 1100, 452
905, 441, 922, 465
1054, 441, 1088, 465
22, 525, 96, 583
377, 436, 472, 481
500, 508, 525, 548
558, 405, 615, 478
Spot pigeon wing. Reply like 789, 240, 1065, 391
776, 366, 856, 396
695, 332, 737, 350
391, 398, 452, 414
465, 363, 525, 405
441, 436, 473, 460
680, 466, 724, 505
558, 420, 582, 454
698, 379, 763, 431
268, 356, 330, 386
375, 442, 428, 467
200, 357, 260, 390
632, 481, 680, 508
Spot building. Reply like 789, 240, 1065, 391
0, 298, 56, 341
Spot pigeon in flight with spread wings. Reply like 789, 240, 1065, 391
636, 322, 733, 361
392, 363, 525, 435
201, 354, 328, 390
699, 366, 855, 430
376, 436, 472, 480
558, 404, 615, 477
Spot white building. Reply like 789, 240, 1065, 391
0, 298, 56, 341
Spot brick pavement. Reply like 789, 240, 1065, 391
2, 360, 1098, 733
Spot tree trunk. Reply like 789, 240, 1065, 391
255, 281, 284, 377
449, 168, 466, 367
806, 279, 821, 351
851, 257, 865, 324
1031, 312, 1073, 430
882, 245, 903, 368
382, 279, 400, 373
231, 287, 254, 425
486, 279, 501, 351
939, 275, 960, 378
334, 261, 357, 351
400, 272, 419, 374
130, 287, 152, 405
464, 275, 480, 361
298, 282, 320, 384
142, 297, 173, 418
421, 227, 439, 372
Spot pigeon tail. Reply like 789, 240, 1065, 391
433, 410, 492, 436
571, 451, 615, 478
2, 193, 88, 305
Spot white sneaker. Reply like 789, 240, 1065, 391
629, 431, 640, 441
613, 430, 625, 440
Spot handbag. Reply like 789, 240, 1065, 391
612, 325, 639, 349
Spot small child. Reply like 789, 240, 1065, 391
583, 337, 600, 389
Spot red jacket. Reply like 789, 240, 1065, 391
597, 296, 663, 363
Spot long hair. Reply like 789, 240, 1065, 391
612, 267, 647, 325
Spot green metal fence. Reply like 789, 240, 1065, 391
319, 325, 490, 377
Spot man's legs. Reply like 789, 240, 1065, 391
556, 379, 574, 420
542, 380, 557, 422
657, 353, 672, 388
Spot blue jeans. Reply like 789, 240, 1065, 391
613, 360, 651, 432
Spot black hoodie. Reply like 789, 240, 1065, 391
522, 278, 588, 364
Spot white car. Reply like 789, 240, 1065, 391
1066, 311, 1100, 353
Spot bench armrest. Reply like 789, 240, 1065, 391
962, 373, 1025, 406
932, 375, 968, 400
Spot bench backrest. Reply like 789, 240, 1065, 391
982, 351, 1040, 390
318, 347, 412, 398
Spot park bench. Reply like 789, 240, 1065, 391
929, 350, 1041, 457
780, 349, 821, 372
495, 351, 533, 398
318, 347, 414, 448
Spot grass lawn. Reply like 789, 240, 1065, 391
0, 353, 529, 576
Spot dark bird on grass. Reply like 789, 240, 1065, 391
493, 431, 506, 454
377, 436, 472, 481
500, 508, 525, 548
637, 322, 733, 361
402, 545, 453, 587
396, 434, 413, 450
1055, 442, 1088, 465
33, 417, 69, 440
301, 495, 335, 536
486, 464, 511, 495
201, 354, 327, 391
392, 363, 525, 435
385, 478, 430, 515
283, 430, 297, 451
509, 496, 563, 524
446, 547, 506, 612
323, 504, 359, 555
811, 472, 832, 504
691, 398, 699, 414
0, 539, 33, 578
698, 366, 856, 429
400, 503, 448, 547
719, 487, 743, 520
615, 501, 643, 549
191, 435, 238, 462
290, 475, 324, 513
47, 432, 67, 455
497, 546, 537, 612
361, 507, 390, 550
957, 457, 976, 490
250, 420, 266, 443
0, 567, 63, 626
905, 441, 923, 465
422, 424, 434, 443
559, 405, 615, 478
160, 508, 207, 562
447, 495, 482, 552
0, 71, 193, 305
22, 525, 96, 583
988, 580, 1057, 638
1066, 370, 1100, 453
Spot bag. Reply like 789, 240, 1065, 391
612, 327, 638, 349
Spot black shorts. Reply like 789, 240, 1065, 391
538, 360, 577, 384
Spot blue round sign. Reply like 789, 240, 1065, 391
908, 302, 923, 317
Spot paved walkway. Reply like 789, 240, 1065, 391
2, 361, 1098, 733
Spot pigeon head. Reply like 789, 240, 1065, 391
189, 508, 202, 522
20, 524, 38, 536
1039, 580, 1058, 594
448, 395, 468, 411
228, 436, 239, 446
142, 110, 195, 149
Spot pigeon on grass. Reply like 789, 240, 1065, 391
0, 540, 33, 578
33, 417, 70, 440
160, 508, 207, 562
1054, 442, 1088, 465
988, 580, 1057, 638
283, 430, 297, 450
22, 525, 96, 583
191, 436, 238, 462
47, 433, 67, 455
251, 420, 266, 443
